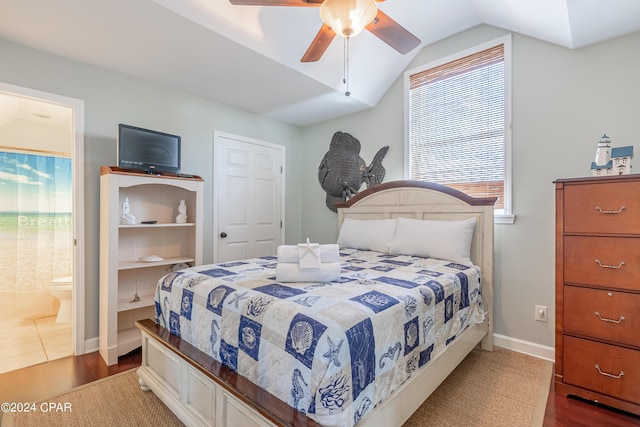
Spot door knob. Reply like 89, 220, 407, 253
220, 232, 227, 238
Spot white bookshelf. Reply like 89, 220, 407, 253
99, 166, 203, 366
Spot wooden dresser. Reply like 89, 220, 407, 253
555, 175, 640, 415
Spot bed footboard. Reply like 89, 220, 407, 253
136, 319, 319, 427
136, 318, 490, 427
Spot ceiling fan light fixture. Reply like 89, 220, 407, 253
320, 0, 378, 38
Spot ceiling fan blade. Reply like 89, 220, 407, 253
229, 0, 322, 6
366, 9, 420, 54
301, 24, 336, 62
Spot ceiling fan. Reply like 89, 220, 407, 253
228, 0, 421, 62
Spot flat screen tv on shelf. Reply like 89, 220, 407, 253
117, 124, 181, 175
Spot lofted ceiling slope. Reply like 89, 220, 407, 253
0, 0, 639, 126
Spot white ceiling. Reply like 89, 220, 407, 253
1, 0, 639, 126
0, 92, 72, 128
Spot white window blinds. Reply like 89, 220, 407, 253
408, 44, 505, 209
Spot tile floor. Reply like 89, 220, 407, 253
0, 316, 72, 374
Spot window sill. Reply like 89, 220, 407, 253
495, 214, 516, 225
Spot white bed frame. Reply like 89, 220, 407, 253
136, 180, 495, 427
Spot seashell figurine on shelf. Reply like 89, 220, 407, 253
175, 200, 187, 223
120, 197, 136, 225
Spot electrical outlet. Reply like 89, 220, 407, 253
535, 305, 548, 322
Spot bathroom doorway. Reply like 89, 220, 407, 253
0, 82, 84, 373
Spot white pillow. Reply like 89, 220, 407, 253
337, 218, 397, 253
389, 217, 476, 264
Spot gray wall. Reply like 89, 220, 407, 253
0, 38, 304, 342
298, 25, 640, 349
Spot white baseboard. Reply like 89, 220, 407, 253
84, 336, 99, 354
493, 333, 555, 362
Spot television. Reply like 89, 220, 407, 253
117, 124, 181, 175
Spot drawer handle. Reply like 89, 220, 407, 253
595, 364, 625, 379
595, 206, 626, 214
594, 259, 625, 269
594, 311, 625, 323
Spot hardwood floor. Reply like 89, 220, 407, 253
0, 349, 140, 404
1, 349, 639, 426
543, 379, 640, 427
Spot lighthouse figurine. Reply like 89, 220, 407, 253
593, 134, 611, 167
590, 134, 633, 176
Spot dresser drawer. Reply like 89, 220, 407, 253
564, 336, 640, 405
564, 286, 640, 347
564, 236, 640, 291
563, 181, 640, 234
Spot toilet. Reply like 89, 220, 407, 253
51, 276, 73, 323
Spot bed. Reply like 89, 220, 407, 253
136, 180, 495, 427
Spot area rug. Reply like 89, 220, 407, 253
403, 347, 553, 427
3, 346, 552, 427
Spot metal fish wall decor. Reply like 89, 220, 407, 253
318, 131, 389, 212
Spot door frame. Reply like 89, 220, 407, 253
212, 130, 285, 263
0, 82, 85, 355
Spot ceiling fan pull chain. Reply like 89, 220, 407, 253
343, 37, 351, 97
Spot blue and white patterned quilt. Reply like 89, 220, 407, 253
155, 248, 485, 427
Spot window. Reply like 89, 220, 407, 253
405, 35, 513, 223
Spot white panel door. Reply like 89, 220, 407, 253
214, 132, 284, 263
